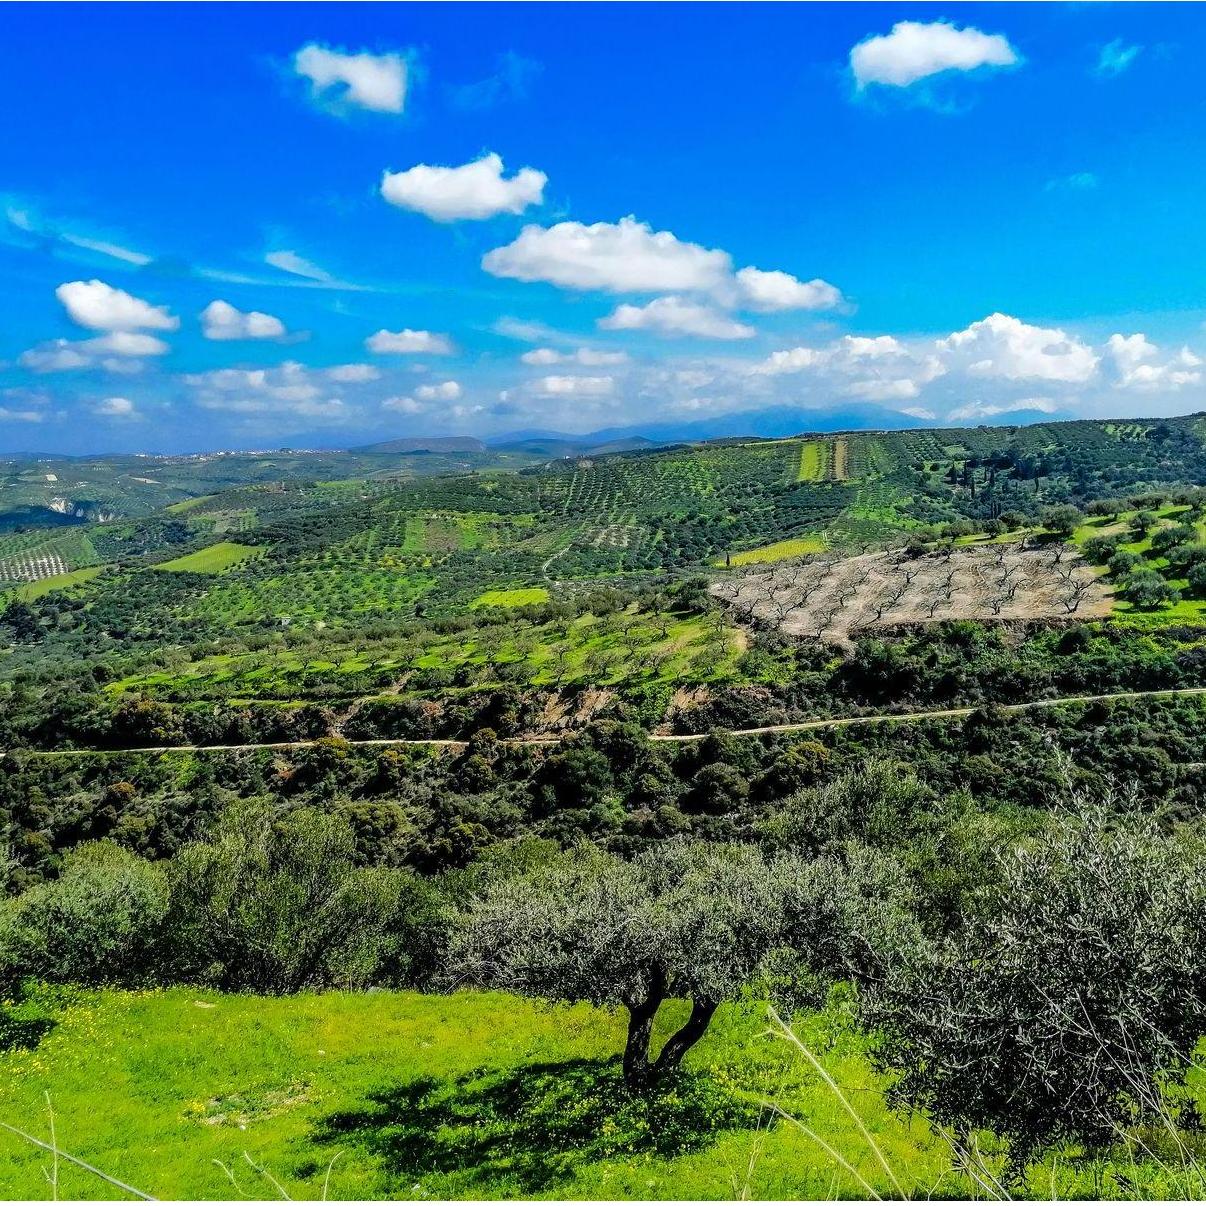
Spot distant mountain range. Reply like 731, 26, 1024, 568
484, 402, 1077, 452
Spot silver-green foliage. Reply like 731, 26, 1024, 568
866, 801, 1206, 1164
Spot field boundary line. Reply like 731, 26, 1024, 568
6, 686, 1206, 758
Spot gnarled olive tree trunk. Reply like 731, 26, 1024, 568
621, 965, 719, 1092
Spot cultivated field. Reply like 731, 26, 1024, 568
713, 543, 1112, 645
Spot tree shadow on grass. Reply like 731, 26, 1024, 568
309, 1057, 761, 1194
0, 1010, 55, 1054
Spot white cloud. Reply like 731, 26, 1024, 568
56, 279, 178, 332
599, 296, 755, 340
1095, 39, 1141, 78
19, 341, 92, 373
842, 335, 907, 359
265, 250, 334, 283
843, 377, 921, 401
750, 334, 940, 381
416, 380, 462, 401
365, 328, 454, 355
0, 407, 43, 422
520, 347, 629, 366
381, 395, 423, 413
731, 267, 843, 312
948, 398, 1059, 421
534, 375, 615, 396
901, 406, 938, 421
184, 361, 350, 420
19, 331, 168, 372
851, 20, 1019, 89
201, 299, 288, 342
492, 317, 569, 343
94, 396, 136, 417
1107, 333, 1201, 390
381, 153, 546, 222
939, 313, 1098, 383
326, 363, 380, 382
483, 216, 731, 294
293, 44, 407, 113
87, 332, 169, 356
751, 346, 824, 376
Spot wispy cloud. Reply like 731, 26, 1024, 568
1094, 39, 1142, 78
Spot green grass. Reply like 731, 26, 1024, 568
0, 986, 955, 1202
164, 495, 216, 514
724, 535, 827, 566
3, 566, 104, 601
3, 986, 1204, 1201
154, 542, 262, 574
796, 441, 826, 483
471, 587, 551, 609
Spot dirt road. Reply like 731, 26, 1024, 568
8, 685, 1206, 758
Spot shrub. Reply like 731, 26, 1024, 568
162, 802, 413, 993
0, 842, 167, 987
1189, 561, 1206, 599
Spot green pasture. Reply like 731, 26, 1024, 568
2, 986, 1203, 1201
154, 542, 262, 574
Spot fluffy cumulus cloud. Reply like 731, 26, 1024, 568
731, 267, 843, 312
599, 296, 755, 340
520, 347, 629, 366
939, 313, 1098, 383
20, 330, 169, 373
483, 216, 732, 294
416, 380, 462, 401
483, 217, 843, 340
183, 362, 346, 420
365, 328, 454, 355
326, 363, 381, 383
1107, 333, 1202, 391
850, 20, 1019, 89
534, 375, 615, 396
381, 153, 546, 222
381, 395, 422, 413
293, 44, 407, 113
750, 333, 945, 402
94, 396, 136, 417
56, 279, 178, 332
200, 300, 287, 342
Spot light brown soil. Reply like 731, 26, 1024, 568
711, 545, 1112, 648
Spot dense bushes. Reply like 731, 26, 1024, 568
0, 842, 167, 989
866, 803, 1206, 1166
0, 804, 447, 995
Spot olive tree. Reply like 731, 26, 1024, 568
865, 803, 1206, 1167
448, 839, 916, 1092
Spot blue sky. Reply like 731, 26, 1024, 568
1, 2, 1204, 453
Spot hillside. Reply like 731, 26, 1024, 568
6, 412, 1206, 1200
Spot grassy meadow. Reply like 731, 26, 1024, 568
2, 986, 1205, 1201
